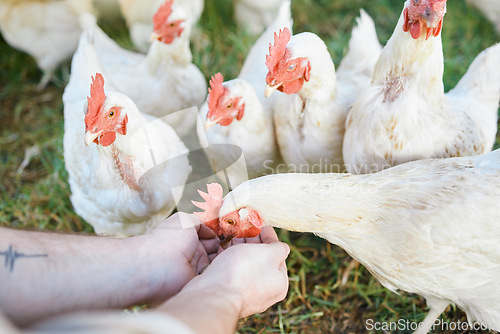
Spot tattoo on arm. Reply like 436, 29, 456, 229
0, 245, 48, 273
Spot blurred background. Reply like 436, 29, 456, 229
0, 0, 499, 332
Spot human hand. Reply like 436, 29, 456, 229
125, 212, 219, 305
197, 227, 290, 318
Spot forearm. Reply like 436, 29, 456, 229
158, 274, 243, 334
0, 227, 156, 327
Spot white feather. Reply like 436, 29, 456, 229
200, 1, 292, 187
63, 31, 191, 236
221, 150, 500, 331
79, 10, 206, 138
343, 1, 500, 175
274, 10, 381, 172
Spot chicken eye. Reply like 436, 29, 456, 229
170, 22, 175, 27
226, 103, 233, 109
413, 0, 420, 5
287, 63, 296, 71
226, 219, 235, 225
109, 110, 115, 117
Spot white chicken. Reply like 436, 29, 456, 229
0, 0, 93, 89
80, 0, 206, 138
343, 0, 500, 175
63, 31, 191, 236
233, 0, 286, 35
466, 0, 500, 33
265, 10, 381, 173
118, 0, 203, 52
92, 0, 121, 22
199, 0, 292, 187
194, 150, 500, 334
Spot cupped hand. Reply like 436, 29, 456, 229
126, 212, 219, 304
200, 227, 290, 318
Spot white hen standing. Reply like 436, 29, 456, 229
199, 0, 292, 187
118, 0, 203, 52
266, 10, 381, 173
194, 150, 500, 334
81, 0, 206, 137
64, 31, 191, 236
343, 0, 500, 175
0, 0, 93, 88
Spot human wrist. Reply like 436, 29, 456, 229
157, 274, 244, 334
120, 233, 193, 306
183, 273, 245, 317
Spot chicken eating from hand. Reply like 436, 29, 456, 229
194, 149, 500, 334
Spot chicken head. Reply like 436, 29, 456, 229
403, 0, 447, 40
205, 73, 246, 130
192, 183, 264, 247
150, 0, 185, 44
265, 27, 311, 97
84, 73, 128, 147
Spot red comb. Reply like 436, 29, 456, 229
266, 27, 291, 72
85, 73, 106, 130
192, 183, 224, 229
207, 73, 228, 118
153, 0, 174, 32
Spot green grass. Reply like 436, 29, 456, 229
1, 0, 499, 333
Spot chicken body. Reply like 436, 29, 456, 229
80, 8, 206, 138
467, 0, 500, 32
93, 0, 121, 21
118, 0, 203, 52
0, 0, 93, 88
199, 1, 292, 187
268, 10, 381, 173
233, 0, 286, 35
209, 150, 500, 334
343, 0, 500, 175
64, 31, 191, 236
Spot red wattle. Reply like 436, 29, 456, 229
281, 78, 305, 95
99, 132, 116, 147
219, 117, 233, 126
402, 8, 410, 32
425, 27, 432, 40
410, 20, 423, 39
433, 19, 443, 37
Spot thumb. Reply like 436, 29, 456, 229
268, 241, 290, 264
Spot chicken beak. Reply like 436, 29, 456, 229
421, 8, 440, 29
265, 83, 282, 98
219, 235, 234, 249
204, 119, 217, 132
149, 32, 161, 42
84, 131, 100, 146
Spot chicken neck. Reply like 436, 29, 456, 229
223, 173, 381, 238
372, 9, 445, 105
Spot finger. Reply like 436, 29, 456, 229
193, 243, 210, 274
231, 237, 246, 245
259, 226, 279, 244
198, 224, 217, 239
243, 235, 264, 244
173, 212, 200, 230
201, 238, 219, 256
267, 241, 290, 264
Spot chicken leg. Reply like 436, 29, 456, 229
414, 297, 449, 334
